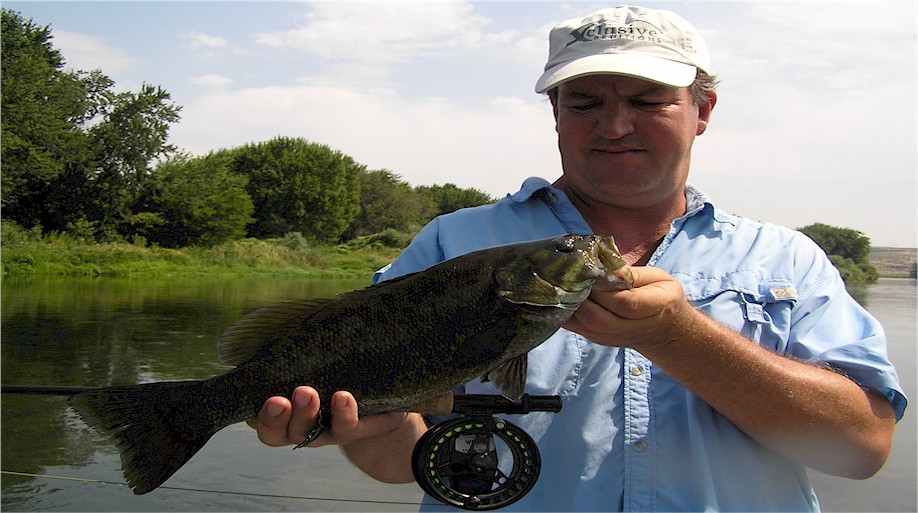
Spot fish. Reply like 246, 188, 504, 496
68, 234, 633, 495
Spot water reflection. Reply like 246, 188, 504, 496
1, 275, 371, 510
3, 275, 368, 385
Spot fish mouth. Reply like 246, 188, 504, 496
591, 236, 634, 291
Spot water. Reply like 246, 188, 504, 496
1, 276, 915, 511
808, 279, 917, 512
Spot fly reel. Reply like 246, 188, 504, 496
411, 394, 561, 511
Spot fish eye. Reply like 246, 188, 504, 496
555, 238, 575, 253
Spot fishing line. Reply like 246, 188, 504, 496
1, 470, 441, 508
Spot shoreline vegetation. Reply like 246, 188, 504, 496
4, 222, 915, 281
1, 221, 404, 279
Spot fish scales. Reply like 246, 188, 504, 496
69, 234, 633, 495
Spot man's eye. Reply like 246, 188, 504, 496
569, 102, 599, 111
632, 99, 666, 108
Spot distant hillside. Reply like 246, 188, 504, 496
869, 247, 917, 278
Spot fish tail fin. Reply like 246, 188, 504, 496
69, 380, 216, 494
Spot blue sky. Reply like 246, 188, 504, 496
6, 1, 917, 247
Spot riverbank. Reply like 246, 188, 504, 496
1, 224, 403, 279
869, 247, 918, 278
4, 222, 915, 280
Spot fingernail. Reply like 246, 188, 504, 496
266, 402, 284, 417
293, 388, 312, 409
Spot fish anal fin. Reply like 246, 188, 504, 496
393, 393, 455, 415
216, 299, 331, 366
482, 354, 528, 401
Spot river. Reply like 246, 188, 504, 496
1, 276, 914, 511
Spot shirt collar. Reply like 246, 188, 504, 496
509, 177, 730, 226
685, 183, 734, 226
685, 183, 709, 215
509, 177, 555, 203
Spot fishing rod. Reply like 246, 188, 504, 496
1, 384, 97, 395
3, 383, 562, 510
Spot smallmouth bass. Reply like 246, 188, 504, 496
69, 234, 633, 494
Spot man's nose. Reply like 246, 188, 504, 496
595, 103, 636, 139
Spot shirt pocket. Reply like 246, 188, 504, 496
462, 329, 585, 398
680, 271, 798, 354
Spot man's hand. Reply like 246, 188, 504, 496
564, 266, 696, 353
246, 386, 414, 448
246, 386, 427, 483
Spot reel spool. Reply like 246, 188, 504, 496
410, 394, 560, 511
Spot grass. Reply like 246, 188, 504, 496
1, 222, 403, 279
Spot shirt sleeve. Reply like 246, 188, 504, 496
373, 217, 446, 283
788, 236, 908, 421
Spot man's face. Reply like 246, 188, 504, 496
551, 74, 715, 211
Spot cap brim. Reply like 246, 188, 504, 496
535, 54, 697, 93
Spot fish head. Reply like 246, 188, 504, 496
495, 234, 633, 309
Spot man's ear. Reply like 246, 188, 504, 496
696, 91, 717, 136
550, 94, 560, 132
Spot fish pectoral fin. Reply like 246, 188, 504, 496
496, 270, 564, 307
483, 354, 528, 402
216, 299, 332, 366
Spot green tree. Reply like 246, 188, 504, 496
132, 153, 254, 248
87, 84, 181, 240
342, 169, 436, 240
1, 9, 181, 241
415, 183, 494, 217
798, 223, 879, 284
1, 9, 92, 228
228, 137, 362, 242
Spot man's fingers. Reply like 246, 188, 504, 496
246, 386, 322, 447
628, 266, 674, 288
248, 388, 414, 449
308, 391, 411, 447
288, 386, 321, 445
249, 396, 294, 447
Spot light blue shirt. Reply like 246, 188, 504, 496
376, 177, 907, 512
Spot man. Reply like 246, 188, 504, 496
249, 6, 906, 511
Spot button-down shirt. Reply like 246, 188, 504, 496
375, 177, 906, 512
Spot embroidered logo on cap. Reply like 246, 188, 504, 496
567, 20, 665, 47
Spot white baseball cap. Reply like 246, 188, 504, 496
535, 5, 711, 93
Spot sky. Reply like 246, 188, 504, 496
5, 1, 917, 247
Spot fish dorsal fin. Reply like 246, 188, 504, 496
482, 354, 528, 401
216, 299, 331, 366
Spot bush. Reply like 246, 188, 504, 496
340, 228, 416, 251
799, 222, 878, 285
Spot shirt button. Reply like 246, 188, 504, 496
630, 365, 644, 376
633, 441, 648, 453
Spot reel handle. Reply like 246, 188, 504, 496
452, 393, 562, 416
397, 393, 562, 416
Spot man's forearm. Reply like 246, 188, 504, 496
643, 307, 896, 479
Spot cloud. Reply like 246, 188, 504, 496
190, 74, 234, 87
52, 30, 139, 74
181, 31, 228, 50
254, 2, 515, 63
169, 84, 558, 198
705, 2, 916, 94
